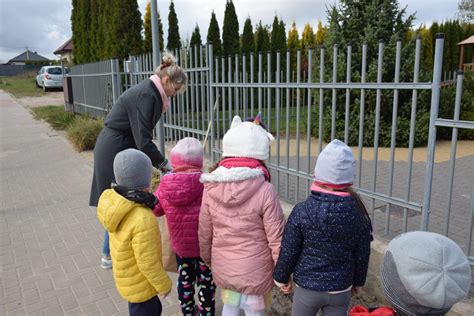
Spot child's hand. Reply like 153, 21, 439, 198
351, 286, 363, 296
280, 282, 293, 294
159, 289, 171, 299
275, 279, 293, 294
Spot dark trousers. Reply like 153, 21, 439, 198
176, 255, 216, 316
128, 296, 162, 316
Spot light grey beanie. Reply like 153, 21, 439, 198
113, 149, 152, 190
314, 139, 355, 185
381, 231, 471, 316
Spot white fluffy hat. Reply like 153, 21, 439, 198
314, 139, 355, 185
222, 115, 274, 160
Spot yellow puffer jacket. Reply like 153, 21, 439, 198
97, 189, 172, 303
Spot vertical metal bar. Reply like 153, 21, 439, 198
385, 38, 401, 235
215, 58, 220, 155
331, 45, 338, 141
296, 50, 301, 201
357, 44, 367, 188
250, 53, 255, 116
370, 40, 384, 219
184, 49, 190, 136
243, 54, 247, 119
208, 43, 215, 162
403, 35, 421, 232
276, 50, 281, 195
467, 173, 474, 258
235, 55, 239, 115
421, 33, 444, 231
200, 45, 206, 133
318, 47, 325, 154
444, 71, 464, 235
228, 56, 232, 119
344, 44, 352, 144
286, 49, 291, 198
195, 46, 201, 135
151, 0, 165, 153
190, 49, 195, 132
222, 57, 226, 133
306, 49, 313, 193
258, 52, 263, 114
267, 51, 272, 163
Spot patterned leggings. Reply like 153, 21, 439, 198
176, 256, 216, 316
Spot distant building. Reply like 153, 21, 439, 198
54, 38, 74, 65
7, 50, 51, 65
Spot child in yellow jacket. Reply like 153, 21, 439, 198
97, 148, 171, 315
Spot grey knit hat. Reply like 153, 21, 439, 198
113, 149, 152, 190
381, 231, 471, 316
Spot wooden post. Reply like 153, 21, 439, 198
458, 44, 464, 70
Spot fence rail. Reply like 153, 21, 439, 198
67, 34, 473, 261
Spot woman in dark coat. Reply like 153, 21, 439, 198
90, 51, 187, 269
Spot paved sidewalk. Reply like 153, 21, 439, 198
0, 91, 220, 315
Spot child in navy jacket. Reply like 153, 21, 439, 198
273, 139, 372, 316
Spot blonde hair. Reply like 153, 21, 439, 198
154, 51, 187, 93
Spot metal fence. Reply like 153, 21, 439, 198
67, 34, 474, 261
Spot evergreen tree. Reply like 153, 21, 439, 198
270, 16, 287, 78
72, 0, 92, 63
255, 21, 270, 75
300, 23, 315, 74
223, 0, 239, 56
241, 17, 255, 55
287, 21, 300, 75
207, 11, 222, 56
240, 17, 255, 76
71, 0, 81, 63
143, 1, 164, 53
322, 0, 419, 146
108, 0, 143, 60
190, 24, 202, 47
315, 20, 327, 46
255, 21, 270, 54
167, 1, 181, 51
89, 0, 100, 61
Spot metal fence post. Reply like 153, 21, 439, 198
151, 0, 164, 155
208, 43, 215, 162
110, 59, 120, 104
421, 33, 444, 231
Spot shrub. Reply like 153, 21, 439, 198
67, 116, 104, 151
31, 105, 76, 130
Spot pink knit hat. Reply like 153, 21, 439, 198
170, 137, 204, 169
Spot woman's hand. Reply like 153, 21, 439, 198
159, 289, 171, 299
159, 159, 172, 173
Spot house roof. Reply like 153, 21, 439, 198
8, 50, 50, 63
54, 38, 73, 54
458, 35, 474, 46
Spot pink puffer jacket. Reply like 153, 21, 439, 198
199, 167, 285, 296
154, 172, 203, 258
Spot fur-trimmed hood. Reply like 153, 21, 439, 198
200, 166, 265, 207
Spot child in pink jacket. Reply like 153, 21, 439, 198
199, 115, 286, 316
153, 137, 215, 316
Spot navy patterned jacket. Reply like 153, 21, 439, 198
273, 191, 372, 291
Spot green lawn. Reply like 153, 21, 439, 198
0, 75, 47, 98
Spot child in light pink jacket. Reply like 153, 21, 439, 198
199, 115, 285, 316
153, 137, 215, 316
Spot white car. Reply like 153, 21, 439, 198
35, 66, 65, 91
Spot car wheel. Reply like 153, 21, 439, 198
42, 84, 48, 92
35, 80, 40, 88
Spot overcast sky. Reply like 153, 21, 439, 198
0, 0, 461, 63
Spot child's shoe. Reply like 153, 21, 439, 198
100, 256, 112, 269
